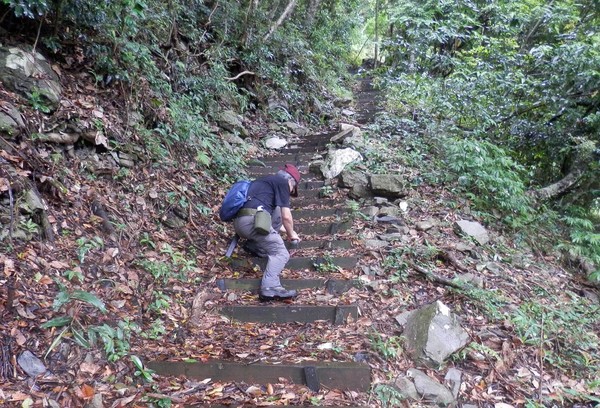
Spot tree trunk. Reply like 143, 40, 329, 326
263, 0, 298, 42
530, 139, 597, 202
305, 0, 321, 28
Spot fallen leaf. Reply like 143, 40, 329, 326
11, 329, 26, 346
80, 362, 101, 375
38, 275, 53, 285
245, 385, 262, 396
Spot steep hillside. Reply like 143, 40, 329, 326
1, 13, 600, 408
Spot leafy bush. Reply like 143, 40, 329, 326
558, 207, 600, 282
445, 137, 534, 226
511, 293, 600, 376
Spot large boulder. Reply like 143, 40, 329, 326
0, 102, 25, 137
217, 110, 248, 137
396, 301, 469, 365
370, 174, 408, 198
284, 121, 309, 136
453, 220, 490, 245
0, 46, 62, 111
321, 148, 362, 179
264, 136, 288, 149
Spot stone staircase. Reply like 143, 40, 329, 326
147, 79, 380, 406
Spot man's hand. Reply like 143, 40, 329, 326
288, 231, 300, 242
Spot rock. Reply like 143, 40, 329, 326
350, 183, 372, 199
23, 189, 45, 213
395, 310, 415, 327
341, 108, 355, 116
453, 220, 489, 245
364, 239, 388, 250
0, 46, 62, 110
444, 368, 462, 399
222, 132, 246, 145
408, 368, 456, 406
338, 170, 368, 189
582, 290, 599, 303
375, 215, 403, 225
452, 273, 484, 288
392, 376, 420, 401
402, 301, 470, 365
364, 206, 379, 218
85, 394, 104, 408
374, 197, 388, 205
17, 350, 47, 377
217, 110, 248, 136
333, 97, 353, 107
264, 136, 287, 149
378, 205, 401, 217
321, 148, 362, 179
0, 102, 25, 137
284, 122, 309, 136
416, 220, 435, 231
309, 160, 325, 177
370, 174, 408, 198
330, 124, 361, 144
379, 232, 407, 242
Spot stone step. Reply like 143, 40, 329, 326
285, 239, 353, 250
218, 304, 359, 325
278, 144, 329, 153
248, 164, 310, 174
298, 180, 326, 190
231, 256, 358, 271
254, 154, 315, 165
292, 198, 337, 208
293, 207, 349, 219
216, 278, 361, 294
147, 360, 370, 392
294, 221, 351, 235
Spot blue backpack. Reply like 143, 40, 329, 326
219, 180, 251, 221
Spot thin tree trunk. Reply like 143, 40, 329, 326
263, 0, 298, 42
305, 0, 321, 28
530, 140, 596, 201
374, 0, 379, 68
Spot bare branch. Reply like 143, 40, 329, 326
263, 0, 298, 42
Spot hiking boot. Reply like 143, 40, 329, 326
259, 286, 297, 301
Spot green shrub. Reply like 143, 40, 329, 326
559, 207, 600, 282
445, 138, 534, 226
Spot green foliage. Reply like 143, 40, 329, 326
131, 355, 155, 383
510, 293, 600, 376
369, 331, 402, 361
147, 291, 170, 314
313, 255, 341, 274
558, 207, 600, 282
445, 138, 534, 226
383, 248, 409, 283
381, 0, 599, 210
89, 320, 140, 362
27, 88, 52, 113
373, 383, 406, 408
2, 0, 49, 18
51, 287, 107, 314
76, 236, 104, 263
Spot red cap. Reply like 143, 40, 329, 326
282, 163, 301, 197
283, 163, 301, 184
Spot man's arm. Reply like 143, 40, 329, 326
280, 207, 299, 241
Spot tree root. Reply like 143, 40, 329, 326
408, 261, 463, 289
91, 199, 115, 235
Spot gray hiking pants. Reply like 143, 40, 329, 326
233, 207, 289, 289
